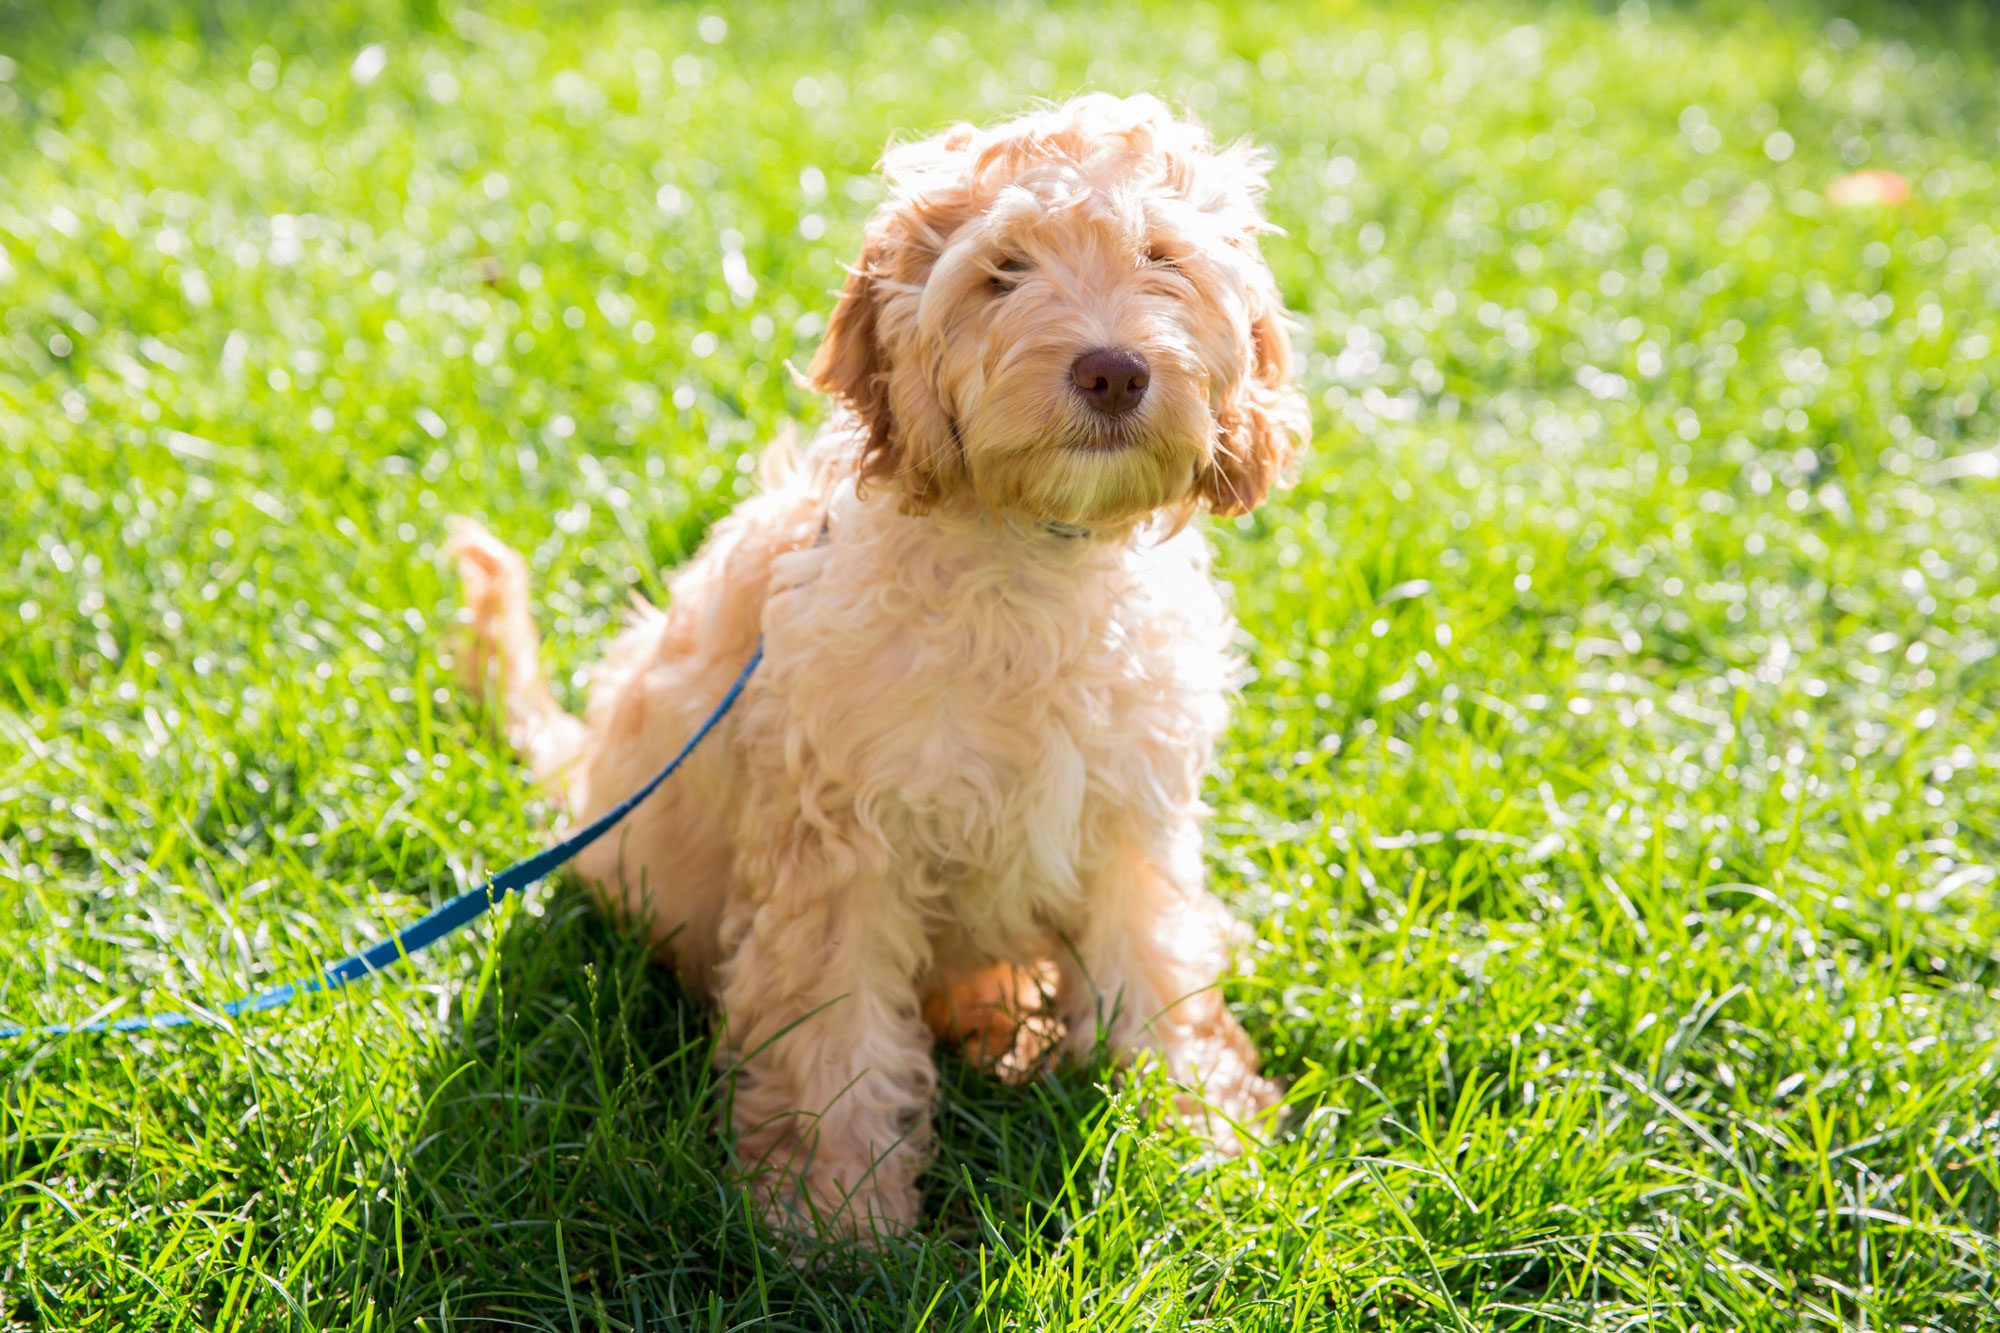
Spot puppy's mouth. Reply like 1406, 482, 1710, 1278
1056, 417, 1149, 454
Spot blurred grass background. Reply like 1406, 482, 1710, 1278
2, 0, 1998, 1328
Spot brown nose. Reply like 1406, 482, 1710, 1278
1071, 347, 1149, 416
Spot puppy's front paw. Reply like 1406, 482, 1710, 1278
751, 1159, 921, 1252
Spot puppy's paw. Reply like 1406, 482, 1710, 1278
753, 1163, 921, 1258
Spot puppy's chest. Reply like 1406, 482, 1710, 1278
857, 626, 1163, 807
799, 572, 1225, 920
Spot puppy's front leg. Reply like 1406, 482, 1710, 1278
718, 829, 934, 1238
1059, 839, 1279, 1147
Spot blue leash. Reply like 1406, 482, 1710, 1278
1, 642, 763, 1040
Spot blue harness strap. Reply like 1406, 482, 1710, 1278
1, 640, 764, 1040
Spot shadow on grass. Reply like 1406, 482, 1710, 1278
368, 883, 1110, 1330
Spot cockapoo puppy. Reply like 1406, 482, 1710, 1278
448, 93, 1309, 1239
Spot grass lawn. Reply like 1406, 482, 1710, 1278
4, 0, 2000, 1326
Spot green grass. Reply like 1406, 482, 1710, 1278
4, 0, 1999, 1326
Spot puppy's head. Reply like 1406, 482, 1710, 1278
808, 94, 1309, 528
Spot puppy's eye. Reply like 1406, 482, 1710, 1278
1145, 245, 1181, 270
988, 256, 1030, 293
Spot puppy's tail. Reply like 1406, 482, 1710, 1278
444, 518, 584, 788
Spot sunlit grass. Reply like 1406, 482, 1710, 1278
2, 0, 1998, 1328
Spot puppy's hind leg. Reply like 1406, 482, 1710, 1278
444, 518, 584, 787
923, 960, 1060, 1081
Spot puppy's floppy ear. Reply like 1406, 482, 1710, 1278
1199, 298, 1310, 516
807, 227, 892, 455
807, 130, 976, 512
